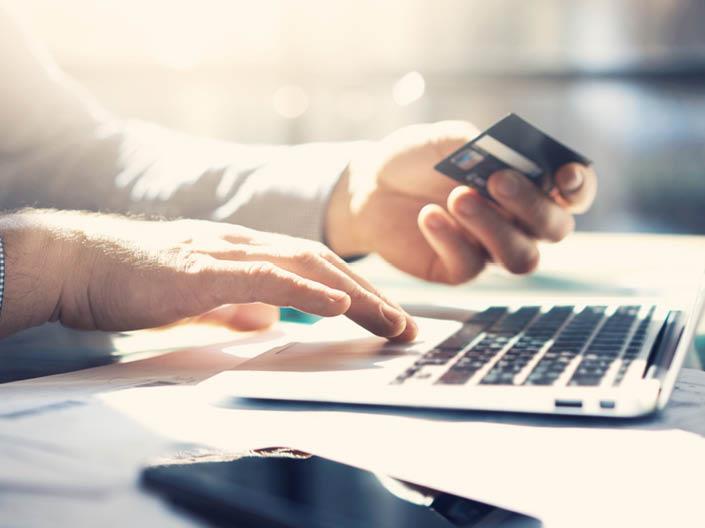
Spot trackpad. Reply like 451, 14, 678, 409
235, 316, 460, 373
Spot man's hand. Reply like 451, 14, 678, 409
0, 211, 416, 340
326, 121, 597, 283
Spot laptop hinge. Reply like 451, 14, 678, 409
644, 310, 685, 383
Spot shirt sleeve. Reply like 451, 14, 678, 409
0, 7, 363, 243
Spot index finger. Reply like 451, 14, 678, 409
208, 261, 353, 318
205, 244, 410, 340
319, 250, 419, 342
553, 163, 598, 214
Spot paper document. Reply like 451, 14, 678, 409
0, 324, 292, 418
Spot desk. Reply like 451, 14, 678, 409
1, 232, 705, 527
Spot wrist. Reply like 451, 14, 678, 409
324, 164, 370, 258
0, 211, 70, 337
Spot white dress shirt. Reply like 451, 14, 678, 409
0, 6, 359, 243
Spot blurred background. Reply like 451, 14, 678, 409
8, 0, 705, 234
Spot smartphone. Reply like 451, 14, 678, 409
141, 453, 539, 528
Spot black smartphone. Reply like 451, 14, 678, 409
141, 453, 539, 528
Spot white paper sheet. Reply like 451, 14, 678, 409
0, 324, 292, 418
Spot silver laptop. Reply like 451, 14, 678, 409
216, 282, 705, 418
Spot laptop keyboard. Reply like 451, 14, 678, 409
392, 305, 655, 388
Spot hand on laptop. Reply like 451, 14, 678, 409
0, 211, 416, 341
326, 121, 597, 283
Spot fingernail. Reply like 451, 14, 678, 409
380, 303, 405, 327
560, 168, 584, 193
425, 214, 445, 230
456, 194, 481, 217
493, 170, 520, 198
328, 290, 349, 303
406, 315, 419, 335
389, 315, 419, 343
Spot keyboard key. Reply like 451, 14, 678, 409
397, 304, 654, 388
565, 306, 641, 386
570, 375, 604, 386
467, 306, 508, 325
437, 322, 488, 350
481, 372, 516, 385
480, 307, 573, 385
436, 370, 474, 385
525, 373, 561, 386
525, 307, 606, 385
415, 356, 453, 367
391, 366, 419, 384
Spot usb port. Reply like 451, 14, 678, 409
599, 400, 616, 409
555, 399, 583, 409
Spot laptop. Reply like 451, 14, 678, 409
214, 282, 705, 418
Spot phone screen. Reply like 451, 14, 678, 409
142, 454, 532, 528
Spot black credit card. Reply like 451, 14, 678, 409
434, 114, 591, 201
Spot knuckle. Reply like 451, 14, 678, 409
319, 246, 340, 264
347, 284, 371, 304
305, 241, 337, 263
169, 244, 206, 275
309, 241, 329, 255
167, 245, 219, 309
320, 247, 346, 267
244, 261, 280, 301
294, 248, 321, 267
247, 261, 277, 281
290, 275, 314, 297
290, 276, 328, 309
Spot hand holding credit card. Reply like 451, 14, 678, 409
435, 113, 591, 204
326, 117, 597, 286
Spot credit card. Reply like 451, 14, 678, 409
434, 113, 591, 201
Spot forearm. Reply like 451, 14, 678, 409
0, 211, 66, 337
